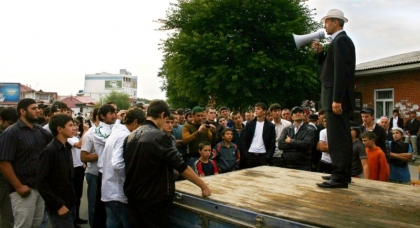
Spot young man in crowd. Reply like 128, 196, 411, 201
68, 118, 90, 226
101, 107, 145, 227
194, 141, 219, 177
0, 107, 18, 228
404, 110, 419, 161
124, 100, 211, 227
269, 103, 291, 167
43, 101, 70, 133
243, 102, 276, 168
182, 106, 217, 168
278, 106, 314, 171
0, 98, 53, 227
36, 114, 77, 227
93, 104, 117, 228
281, 108, 292, 123
350, 125, 369, 179
360, 107, 388, 157
231, 111, 246, 169
361, 131, 389, 182
80, 108, 100, 227
389, 127, 413, 184
317, 119, 332, 174
212, 128, 240, 173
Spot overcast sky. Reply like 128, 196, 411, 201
1, 0, 419, 100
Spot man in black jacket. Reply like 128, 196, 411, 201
360, 107, 388, 157
243, 102, 276, 168
278, 106, 314, 171
404, 110, 420, 160
123, 100, 211, 227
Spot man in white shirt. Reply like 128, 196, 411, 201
80, 108, 100, 227
68, 119, 90, 225
92, 104, 116, 228
269, 103, 291, 167
243, 102, 276, 168
101, 107, 145, 227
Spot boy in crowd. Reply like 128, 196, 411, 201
388, 127, 413, 184
68, 118, 89, 225
360, 131, 389, 182
36, 114, 77, 227
212, 128, 240, 173
194, 141, 219, 177
350, 126, 369, 179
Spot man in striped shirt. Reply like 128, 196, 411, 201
0, 98, 53, 227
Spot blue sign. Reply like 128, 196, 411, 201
0, 83, 21, 103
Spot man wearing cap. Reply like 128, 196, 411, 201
404, 110, 419, 161
360, 107, 388, 157
0, 98, 53, 227
312, 9, 355, 188
388, 127, 412, 184
278, 106, 314, 171
182, 106, 217, 167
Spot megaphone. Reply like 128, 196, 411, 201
293, 30, 325, 49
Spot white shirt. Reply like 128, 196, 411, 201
81, 126, 99, 175
68, 136, 84, 167
393, 117, 398, 129
43, 123, 51, 133
330, 29, 344, 41
93, 121, 113, 173
272, 119, 292, 157
249, 121, 266, 153
101, 125, 130, 203
319, 129, 331, 163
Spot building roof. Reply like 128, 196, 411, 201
356, 51, 420, 71
20, 84, 35, 92
60, 96, 85, 108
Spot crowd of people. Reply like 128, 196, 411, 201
0, 97, 418, 227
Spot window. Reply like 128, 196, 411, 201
374, 89, 393, 119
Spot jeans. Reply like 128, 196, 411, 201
105, 201, 130, 228
48, 207, 75, 228
86, 173, 98, 227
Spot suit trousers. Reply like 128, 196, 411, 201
325, 111, 352, 183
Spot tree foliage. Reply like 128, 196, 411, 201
158, 0, 322, 110
103, 91, 131, 110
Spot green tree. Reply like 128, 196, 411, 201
158, 0, 322, 110
103, 91, 131, 110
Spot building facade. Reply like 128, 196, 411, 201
355, 51, 420, 121
83, 69, 138, 103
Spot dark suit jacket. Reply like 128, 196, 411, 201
317, 31, 356, 111
389, 116, 404, 129
243, 118, 276, 160
405, 118, 420, 136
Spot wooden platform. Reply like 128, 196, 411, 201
175, 166, 420, 227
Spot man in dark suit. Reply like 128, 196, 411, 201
243, 102, 276, 168
312, 9, 356, 188
389, 109, 404, 129
404, 110, 419, 160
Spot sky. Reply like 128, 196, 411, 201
1, 0, 419, 100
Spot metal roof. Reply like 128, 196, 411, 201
356, 51, 420, 71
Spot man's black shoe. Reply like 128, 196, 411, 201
75, 218, 88, 224
316, 180, 348, 189
322, 175, 331, 180
74, 225, 82, 228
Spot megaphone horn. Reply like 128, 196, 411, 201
293, 30, 325, 49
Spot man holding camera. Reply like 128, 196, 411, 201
182, 106, 218, 167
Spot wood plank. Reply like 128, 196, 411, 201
175, 166, 420, 227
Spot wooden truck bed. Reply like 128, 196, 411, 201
173, 166, 420, 227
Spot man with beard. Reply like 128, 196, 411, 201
0, 98, 53, 227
